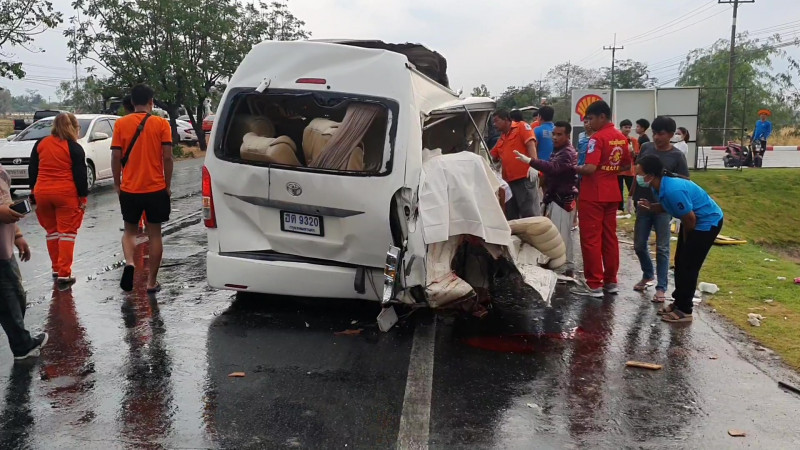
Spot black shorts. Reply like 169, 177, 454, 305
119, 190, 171, 225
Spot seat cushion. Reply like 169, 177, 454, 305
240, 134, 301, 166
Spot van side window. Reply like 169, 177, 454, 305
217, 93, 393, 175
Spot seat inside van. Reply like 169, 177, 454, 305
220, 92, 390, 174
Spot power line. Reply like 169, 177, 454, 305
625, 5, 733, 48
618, 0, 718, 45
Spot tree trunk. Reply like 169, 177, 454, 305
194, 102, 208, 151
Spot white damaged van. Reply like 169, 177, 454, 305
203, 40, 564, 318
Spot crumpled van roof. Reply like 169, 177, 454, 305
309, 39, 449, 88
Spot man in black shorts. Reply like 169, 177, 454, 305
111, 84, 174, 292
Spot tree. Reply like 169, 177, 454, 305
546, 62, 604, 98
57, 75, 109, 113
0, 88, 11, 115
599, 59, 656, 89
471, 84, 491, 97
677, 34, 797, 145
0, 0, 63, 78
69, 0, 309, 149
496, 84, 551, 111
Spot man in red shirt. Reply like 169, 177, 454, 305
490, 109, 540, 218
575, 100, 631, 297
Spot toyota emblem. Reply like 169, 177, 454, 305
12, 158, 22, 165
286, 182, 302, 196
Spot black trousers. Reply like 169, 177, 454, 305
672, 219, 723, 314
0, 258, 34, 356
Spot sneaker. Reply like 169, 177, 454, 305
573, 285, 604, 298
57, 276, 77, 290
604, 283, 619, 294
14, 332, 49, 361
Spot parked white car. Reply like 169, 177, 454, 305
176, 119, 198, 144
0, 114, 119, 191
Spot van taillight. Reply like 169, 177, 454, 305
202, 165, 217, 228
295, 78, 327, 85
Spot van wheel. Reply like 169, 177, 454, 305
87, 162, 96, 191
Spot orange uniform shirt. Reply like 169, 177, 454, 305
579, 122, 632, 202
32, 136, 81, 197
111, 112, 172, 194
490, 121, 536, 182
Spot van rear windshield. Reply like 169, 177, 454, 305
215, 90, 397, 175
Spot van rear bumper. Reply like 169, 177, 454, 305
206, 251, 382, 301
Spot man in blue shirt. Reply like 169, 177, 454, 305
636, 154, 723, 324
533, 106, 555, 161
752, 109, 773, 166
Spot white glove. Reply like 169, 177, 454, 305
514, 150, 532, 165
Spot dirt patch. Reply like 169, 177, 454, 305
763, 244, 800, 264
0, 119, 13, 138
176, 145, 206, 161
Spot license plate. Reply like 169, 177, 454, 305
6, 167, 27, 179
281, 211, 324, 236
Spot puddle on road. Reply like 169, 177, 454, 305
462, 327, 597, 354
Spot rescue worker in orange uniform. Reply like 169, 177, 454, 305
28, 113, 89, 287
575, 100, 632, 297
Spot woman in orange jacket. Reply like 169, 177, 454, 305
28, 113, 89, 287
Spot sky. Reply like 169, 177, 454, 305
3, 0, 800, 101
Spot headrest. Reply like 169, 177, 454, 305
240, 133, 300, 166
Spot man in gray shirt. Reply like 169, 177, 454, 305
630, 116, 690, 303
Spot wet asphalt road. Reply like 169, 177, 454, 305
2, 158, 800, 449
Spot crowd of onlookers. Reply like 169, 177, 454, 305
490, 99, 724, 324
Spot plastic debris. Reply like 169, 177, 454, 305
778, 276, 787, 281
764, 258, 777, 262
709, 356, 719, 360
728, 429, 746, 437
305, 322, 310, 328
764, 299, 774, 304
795, 277, 800, 285
625, 361, 662, 370
698, 282, 719, 294
748, 313, 763, 327
616, 214, 631, 220
228, 372, 246, 378
693, 297, 702, 304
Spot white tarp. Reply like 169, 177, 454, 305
418, 152, 512, 246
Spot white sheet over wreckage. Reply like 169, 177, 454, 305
418, 152, 512, 247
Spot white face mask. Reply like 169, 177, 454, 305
670, 134, 682, 143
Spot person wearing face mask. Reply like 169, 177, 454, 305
671, 127, 690, 157
630, 116, 689, 303
635, 155, 723, 323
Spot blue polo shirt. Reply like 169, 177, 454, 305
656, 176, 723, 231
534, 122, 555, 161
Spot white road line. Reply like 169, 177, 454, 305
397, 318, 437, 450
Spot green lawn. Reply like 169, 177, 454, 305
623, 168, 800, 368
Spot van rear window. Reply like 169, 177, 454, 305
215, 91, 396, 175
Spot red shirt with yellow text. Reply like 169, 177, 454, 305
579, 122, 632, 202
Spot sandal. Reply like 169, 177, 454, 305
634, 278, 654, 292
657, 303, 676, 316
661, 309, 693, 323
651, 290, 667, 303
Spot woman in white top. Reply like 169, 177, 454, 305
672, 127, 689, 156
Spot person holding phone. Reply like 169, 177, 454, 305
28, 112, 89, 288
635, 154, 723, 323
0, 164, 48, 361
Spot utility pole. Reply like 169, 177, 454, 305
604, 34, 624, 114
564, 60, 571, 100
719, 0, 754, 144
534, 75, 545, 105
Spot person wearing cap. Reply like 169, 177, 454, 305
753, 109, 773, 166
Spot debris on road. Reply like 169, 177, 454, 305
778, 381, 800, 396
698, 282, 719, 294
228, 372, 246, 378
334, 329, 363, 336
625, 361, 663, 370
709, 356, 719, 360
728, 429, 747, 437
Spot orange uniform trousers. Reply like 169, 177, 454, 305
34, 194, 85, 277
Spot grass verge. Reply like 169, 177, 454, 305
620, 168, 800, 368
